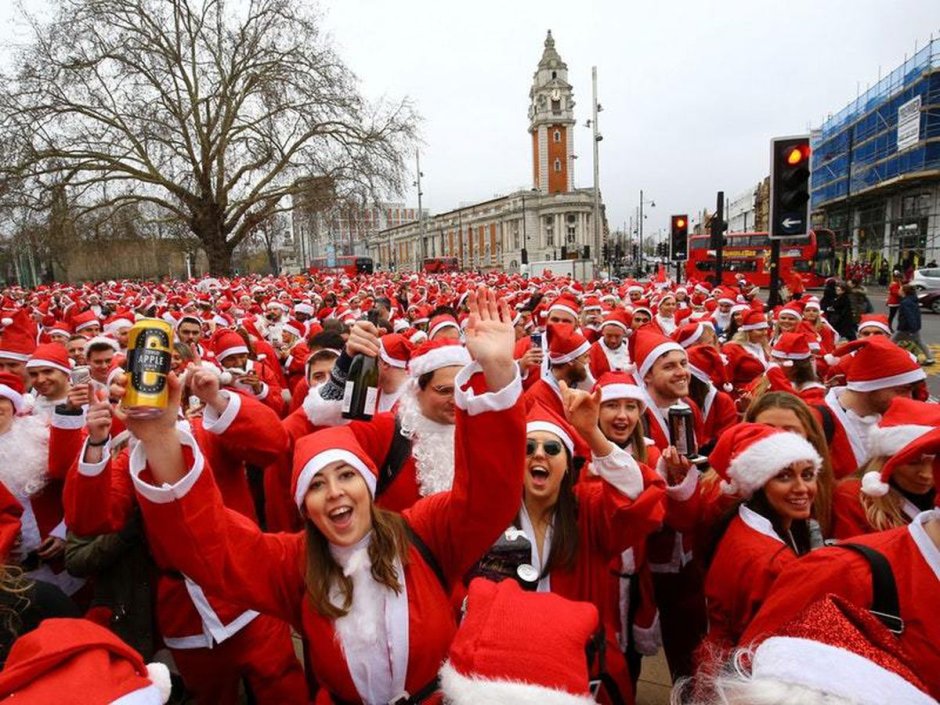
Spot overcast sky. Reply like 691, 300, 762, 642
2, 0, 937, 240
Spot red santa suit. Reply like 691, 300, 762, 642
742, 510, 940, 700
63, 393, 306, 705
588, 338, 631, 378
130, 364, 526, 705
701, 506, 798, 655
813, 387, 875, 480
0, 483, 21, 563
828, 477, 930, 540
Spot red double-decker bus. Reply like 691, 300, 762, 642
685, 230, 835, 288
308, 255, 374, 277
422, 257, 459, 273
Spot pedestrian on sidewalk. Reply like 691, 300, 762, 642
893, 284, 935, 365
886, 270, 904, 331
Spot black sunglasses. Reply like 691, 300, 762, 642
526, 439, 564, 457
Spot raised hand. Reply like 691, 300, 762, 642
187, 365, 223, 405
111, 370, 183, 444
465, 287, 515, 392
559, 380, 601, 438
85, 389, 113, 445
345, 320, 381, 358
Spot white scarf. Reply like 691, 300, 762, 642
330, 533, 409, 704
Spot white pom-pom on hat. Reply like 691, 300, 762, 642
146, 662, 172, 703
860, 470, 890, 497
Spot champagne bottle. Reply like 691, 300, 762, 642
341, 311, 381, 421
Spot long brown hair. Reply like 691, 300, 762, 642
303, 507, 409, 619
744, 391, 834, 538
540, 450, 580, 574
851, 457, 911, 532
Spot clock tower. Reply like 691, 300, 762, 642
529, 30, 575, 194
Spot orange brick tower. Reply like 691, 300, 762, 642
529, 30, 575, 194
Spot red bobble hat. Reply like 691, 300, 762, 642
857, 313, 891, 335
0, 309, 37, 362
708, 422, 821, 497
686, 344, 732, 392
440, 578, 599, 705
746, 595, 933, 705
862, 398, 940, 496
0, 618, 171, 704
630, 327, 684, 380
291, 425, 379, 512
378, 333, 413, 369
599, 309, 632, 333
408, 339, 471, 378
592, 371, 647, 413
0, 371, 25, 413
546, 323, 590, 365
832, 337, 925, 392
211, 329, 249, 363
428, 314, 460, 340
738, 309, 769, 331
771, 332, 813, 367
26, 342, 72, 376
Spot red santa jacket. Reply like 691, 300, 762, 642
0, 483, 22, 563
130, 367, 526, 704
698, 386, 738, 451
831, 478, 923, 540
587, 339, 631, 379
741, 510, 940, 700
63, 393, 288, 648
701, 506, 798, 659
811, 388, 871, 480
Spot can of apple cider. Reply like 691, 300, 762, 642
123, 318, 173, 418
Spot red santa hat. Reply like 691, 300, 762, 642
547, 294, 581, 321
526, 402, 576, 457
408, 339, 471, 378
0, 617, 171, 704
294, 302, 316, 317
770, 332, 812, 367
378, 334, 413, 369
292, 426, 379, 511
592, 372, 647, 413
857, 313, 891, 336
282, 318, 306, 341
745, 595, 933, 705
776, 302, 803, 321
46, 320, 72, 339
671, 321, 708, 349
440, 578, 599, 705
861, 398, 940, 496
802, 296, 822, 311
83, 335, 121, 357
599, 309, 632, 334
631, 327, 684, 381
211, 329, 249, 363
833, 337, 925, 392
71, 309, 100, 332
428, 314, 460, 340
0, 309, 37, 361
103, 314, 134, 336
26, 343, 72, 376
738, 309, 769, 331
545, 323, 590, 365
0, 371, 25, 413
709, 422, 821, 497
686, 344, 732, 392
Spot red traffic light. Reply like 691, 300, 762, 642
785, 144, 811, 165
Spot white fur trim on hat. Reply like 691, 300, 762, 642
83, 335, 121, 356
25, 357, 72, 376
439, 662, 595, 705
548, 303, 580, 320
739, 319, 769, 331
409, 346, 471, 378
293, 449, 377, 511
549, 339, 591, 366
378, 340, 407, 369
637, 341, 684, 380
429, 319, 460, 340
726, 432, 821, 498
867, 424, 934, 459
0, 384, 24, 413
74, 318, 101, 332
846, 368, 925, 393
215, 344, 249, 362
752, 636, 935, 705
599, 383, 647, 413
527, 420, 574, 456
0, 349, 30, 362
601, 320, 629, 333
858, 320, 891, 335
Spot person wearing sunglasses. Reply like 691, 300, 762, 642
496, 385, 666, 700
831, 398, 938, 539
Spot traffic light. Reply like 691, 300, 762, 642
769, 135, 811, 238
602, 243, 609, 262
632, 243, 638, 260
670, 215, 688, 261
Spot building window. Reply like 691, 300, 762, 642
545, 216, 554, 247
566, 213, 577, 224
567, 226, 577, 244
553, 130, 561, 143
551, 70, 557, 79
551, 100, 561, 114
553, 158, 562, 172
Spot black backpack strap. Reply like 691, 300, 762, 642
404, 523, 448, 594
840, 543, 904, 634
376, 419, 413, 497
814, 404, 836, 445
584, 625, 626, 705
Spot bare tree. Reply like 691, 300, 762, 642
0, 0, 416, 274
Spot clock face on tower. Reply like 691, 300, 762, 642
551, 88, 560, 101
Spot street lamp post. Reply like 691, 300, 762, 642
589, 67, 603, 271
414, 149, 425, 271
638, 190, 655, 276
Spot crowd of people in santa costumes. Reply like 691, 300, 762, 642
0, 266, 934, 705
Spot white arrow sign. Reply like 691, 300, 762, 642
782, 217, 803, 229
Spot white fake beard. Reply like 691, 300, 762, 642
397, 381, 456, 496
0, 415, 50, 499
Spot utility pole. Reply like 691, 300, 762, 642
591, 66, 602, 271
711, 191, 725, 286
